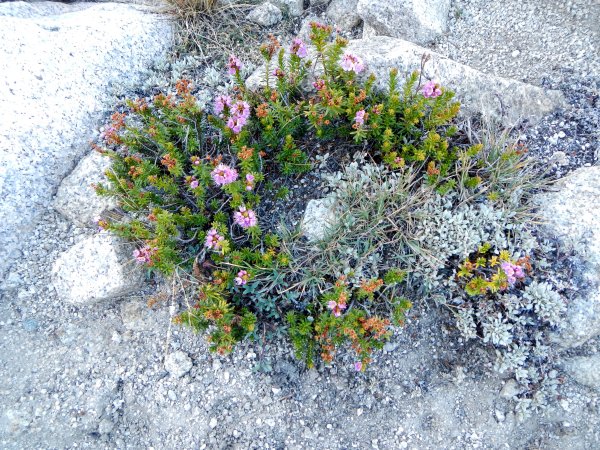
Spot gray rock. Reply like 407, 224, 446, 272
535, 166, 600, 349
536, 166, 600, 271
52, 234, 145, 304
553, 291, 600, 350
297, 15, 321, 41
326, 0, 361, 31
0, 2, 172, 278
53, 151, 117, 226
345, 36, 565, 126
357, 0, 451, 45
563, 355, 600, 390
301, 198, 339, 242
165, 351, 193, 378
271, 0, 303, 17
247, 2, 282, 27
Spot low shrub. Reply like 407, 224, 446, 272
95, 21, 563, 398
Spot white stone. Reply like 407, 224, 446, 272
357, 0, 451, 45
165, 351, 193, 378
52, 234, 145, 304
326, 0, 361, 31
0, 2, 172, 278
301, 198, 339, 241
564, 355, 600, 390
500, 379, 519, 399
209, 417, 218, 429
53, 151, 117, 226
271, 0, 303, 17
247, 2, 282, 27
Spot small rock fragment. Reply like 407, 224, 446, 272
53, 151, 117, 226
165, 351, 193, 378
247, 2, 282, 27
52, 234, 145, 304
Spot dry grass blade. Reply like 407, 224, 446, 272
161, 1, 295, 66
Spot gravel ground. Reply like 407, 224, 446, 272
2, 211, 599, 449
1, 1, 600, 448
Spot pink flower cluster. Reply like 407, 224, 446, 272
245, 173, 255, 191
211, 164, 238, 186
422, 80, 442, 98
228, 100, 251, 134
501, 262, 525, 286
234, 206, 258, 229
205, 228, 225, 250
354, 361, 363, 372
227, 55, 242, 75
213, 96, 250, 134
354, 109, 366, 126
327, 300, 347, 317
340, 53, 364, 74
214, 95, 232, 117
133, 245, 158, 264
189, 177, 199, 189
235, 270, 249, 286
290, 38, 307, 58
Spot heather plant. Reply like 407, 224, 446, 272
94, 22, 560, 383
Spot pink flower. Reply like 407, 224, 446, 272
272, 68, 285, 78
290, 38, 307, 58
227, 55, 242, 75
190, 156, 201, 166
211, 164, 239, 186
354, 109, 366, 126
214, 95, 232, 116
205, 228, 225, 250
327, 300, 347, 317
133, 245, 158, 264
501, 261, 525, 286
245, 173, 255, 191
354, 361, 363, 372
235, 270, 249, 286
312, 79, 325, 91
340, 53, 365, 73
189, 179, 199, 189
227, 115, 248, 134
422, 80, 442, 98
233, 206, 258, 229
231, 101, 251, 120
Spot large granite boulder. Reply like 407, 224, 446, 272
0, 2, 172, 278
357, 0, 451, 45
326, 0, 361, 31
535, 166, 600, 349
